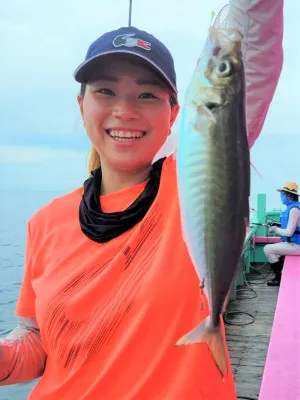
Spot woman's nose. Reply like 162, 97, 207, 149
111, 97, 140, 120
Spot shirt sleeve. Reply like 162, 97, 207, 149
15, 222, 36, 318
228, 0, 284, 148
276, 208, 300, 237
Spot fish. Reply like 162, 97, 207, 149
175, 12, 250, 379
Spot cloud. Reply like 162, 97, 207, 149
0, 20, 28, 33
1, 0, 299, 197
0, 145, 88, 191
0, 145, 87, 164
1, 0, 297, 154
249, 134, 300, 210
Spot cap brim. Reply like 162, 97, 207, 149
74, 50, 177, 93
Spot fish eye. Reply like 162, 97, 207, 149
216, 59, 231, 76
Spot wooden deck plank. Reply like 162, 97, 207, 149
225, 264, 279, 400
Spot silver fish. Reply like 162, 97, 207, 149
175, 22, 250, 378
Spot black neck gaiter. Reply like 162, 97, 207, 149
79, 158, 166, 243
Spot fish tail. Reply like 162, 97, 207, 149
176, 317, 228, 378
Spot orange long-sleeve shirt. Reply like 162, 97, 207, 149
16, 155, 236, 399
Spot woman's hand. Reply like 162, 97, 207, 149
268, 226, 278, 234
0, 318, 46, 385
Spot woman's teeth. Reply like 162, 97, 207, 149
106, 130, 146, 140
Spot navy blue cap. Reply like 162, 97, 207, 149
74, 26, 177, 93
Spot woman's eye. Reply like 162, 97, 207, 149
139, 92, 157, 99
96, 88, 115, 96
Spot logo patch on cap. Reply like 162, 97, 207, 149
112, 33, 151, 51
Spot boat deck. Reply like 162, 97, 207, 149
225, 263, 279, 400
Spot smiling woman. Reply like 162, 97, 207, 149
79, 54, 179, 183
77, 55, 179, 194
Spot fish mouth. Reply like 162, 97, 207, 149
205, 102, 222, 111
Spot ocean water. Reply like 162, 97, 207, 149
0, 191, 63, 400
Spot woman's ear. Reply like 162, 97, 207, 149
77, 95, 84, 118
170, 104, 180, 130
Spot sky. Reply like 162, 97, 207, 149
0, 0, 299, 211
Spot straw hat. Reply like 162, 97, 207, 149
277, 181, 299, 196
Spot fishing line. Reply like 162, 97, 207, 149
225, 247, 255, 324
224, 311, 255, 326
236, 262, 259, 299
246, 263, 272, 284
238, 397, 257, 400
236, 246, 259, 299
225, 262, 273, 324
225, 233, 277, 397
236, 285, 257, 300
244, 236, 273, 283
250, 262, 266, 271
224, 243, 257, 325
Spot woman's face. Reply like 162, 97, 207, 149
78, 56, 179, 173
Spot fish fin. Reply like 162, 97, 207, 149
193, 106, 216, 132
176, 317, 228, 378
198, 105, 217, 123
222, 291, 230, 313
250, 162, 263, 179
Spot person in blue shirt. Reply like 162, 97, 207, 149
264, 182, 300, 286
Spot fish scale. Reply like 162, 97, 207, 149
175, 22, 250, 380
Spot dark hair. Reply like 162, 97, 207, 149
283, 191, 299, 202
80, 83, 86, 97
